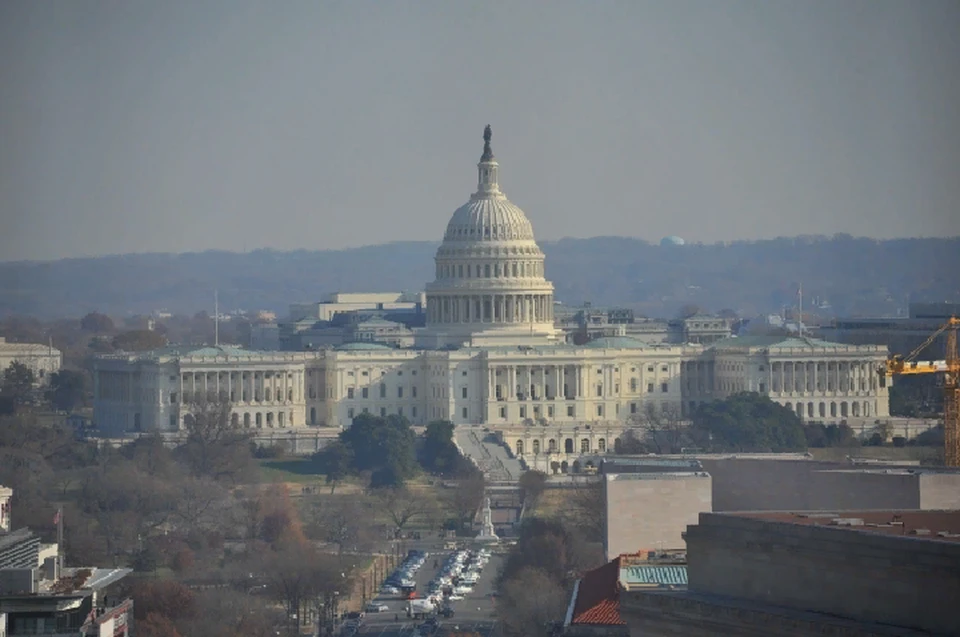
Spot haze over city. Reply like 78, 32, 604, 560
1, 0, 958, 262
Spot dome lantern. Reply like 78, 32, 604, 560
477, 125, 500, 196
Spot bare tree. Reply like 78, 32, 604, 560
307, 499, 368, 558
567, 479, 604, 542
258, 544, 341, 637
497, 567, 569, 637
176, 392, 257, 483
380, 488, 430, 538
632, 402, 689, 454
447, 473, 485, 533
174, 477, 229, 530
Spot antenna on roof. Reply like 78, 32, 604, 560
214, 290, 219, 346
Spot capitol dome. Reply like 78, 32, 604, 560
419, 126, 558, 348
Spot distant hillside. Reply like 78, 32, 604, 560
1, 236, 958, 320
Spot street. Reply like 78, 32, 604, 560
357, 547, 503, 637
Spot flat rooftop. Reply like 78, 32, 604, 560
729, 510, 960, 543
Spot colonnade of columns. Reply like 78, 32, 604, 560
181, 369, 304, 404
427, 293, 554, 325
484, 364, 584, 402
769, 360, 880, 395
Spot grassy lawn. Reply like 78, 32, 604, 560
259, 458, 327, 484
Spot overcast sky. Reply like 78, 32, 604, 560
1, 1, 958, 262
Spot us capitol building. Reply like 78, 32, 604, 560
93, 127, 890, 452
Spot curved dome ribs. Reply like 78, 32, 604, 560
424, 126, 556, 333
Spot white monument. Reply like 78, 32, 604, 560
475, 496, 499, 542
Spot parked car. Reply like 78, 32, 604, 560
365, 602, 390, 613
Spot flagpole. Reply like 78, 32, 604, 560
798, 283, 803, 338
57, 505, 64, 572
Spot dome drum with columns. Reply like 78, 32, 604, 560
418, 126, 559, 348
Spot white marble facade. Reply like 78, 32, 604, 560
0, 337, 62, 383
92, 128, 890, 436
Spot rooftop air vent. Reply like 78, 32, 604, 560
831, 518, 865, 526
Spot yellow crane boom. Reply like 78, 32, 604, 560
878, 316, 960, 467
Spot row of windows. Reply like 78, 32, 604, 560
437, 261, 543, 279
169, 411, 295, 429
347, 405, 419, 420
170, 389, 295, 404
346, 385, 419, 399
786, 400, 874, 418
346, 369, 417, 377
515, 438, 608, 455
502, 404, 620, 420
770, 378, 876, 392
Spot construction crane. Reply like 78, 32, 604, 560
878, 316, 960, 466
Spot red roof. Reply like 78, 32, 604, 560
570, 557, 627, 626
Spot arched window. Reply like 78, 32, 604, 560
830, 402, 837, 417
841, 401, 849, 417
512, 263, 517, 277
266, 412, 274, 426
807, 402, 814, 417
580, 439, 590, 453
231, 413, 239, 426
548, 439, 557, 452
598, 438, 606, 452
852, 402, 860, 417
243, 413, 251, 427
278, 412, 285, 427
533, 440, 541, 454
560, 461, 569, 473
819, 402, 826, 418
564, 438, 574, 453
310, 407, 317, 424
484, 264, 491, 278
516, 440, 524, 455
255, 413, 262, 427
864, 401, 870, 417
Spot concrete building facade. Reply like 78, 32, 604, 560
604, 472, 712, 560
676, 511, 960, 635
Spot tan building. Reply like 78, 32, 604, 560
683, 334, 890, 424
604, 472, 712, 560
93, 345, 313, 436
0, 337, 61, 383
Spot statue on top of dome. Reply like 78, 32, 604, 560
481, 124, 494, 161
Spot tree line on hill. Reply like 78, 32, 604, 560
1, 235, 957, 319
